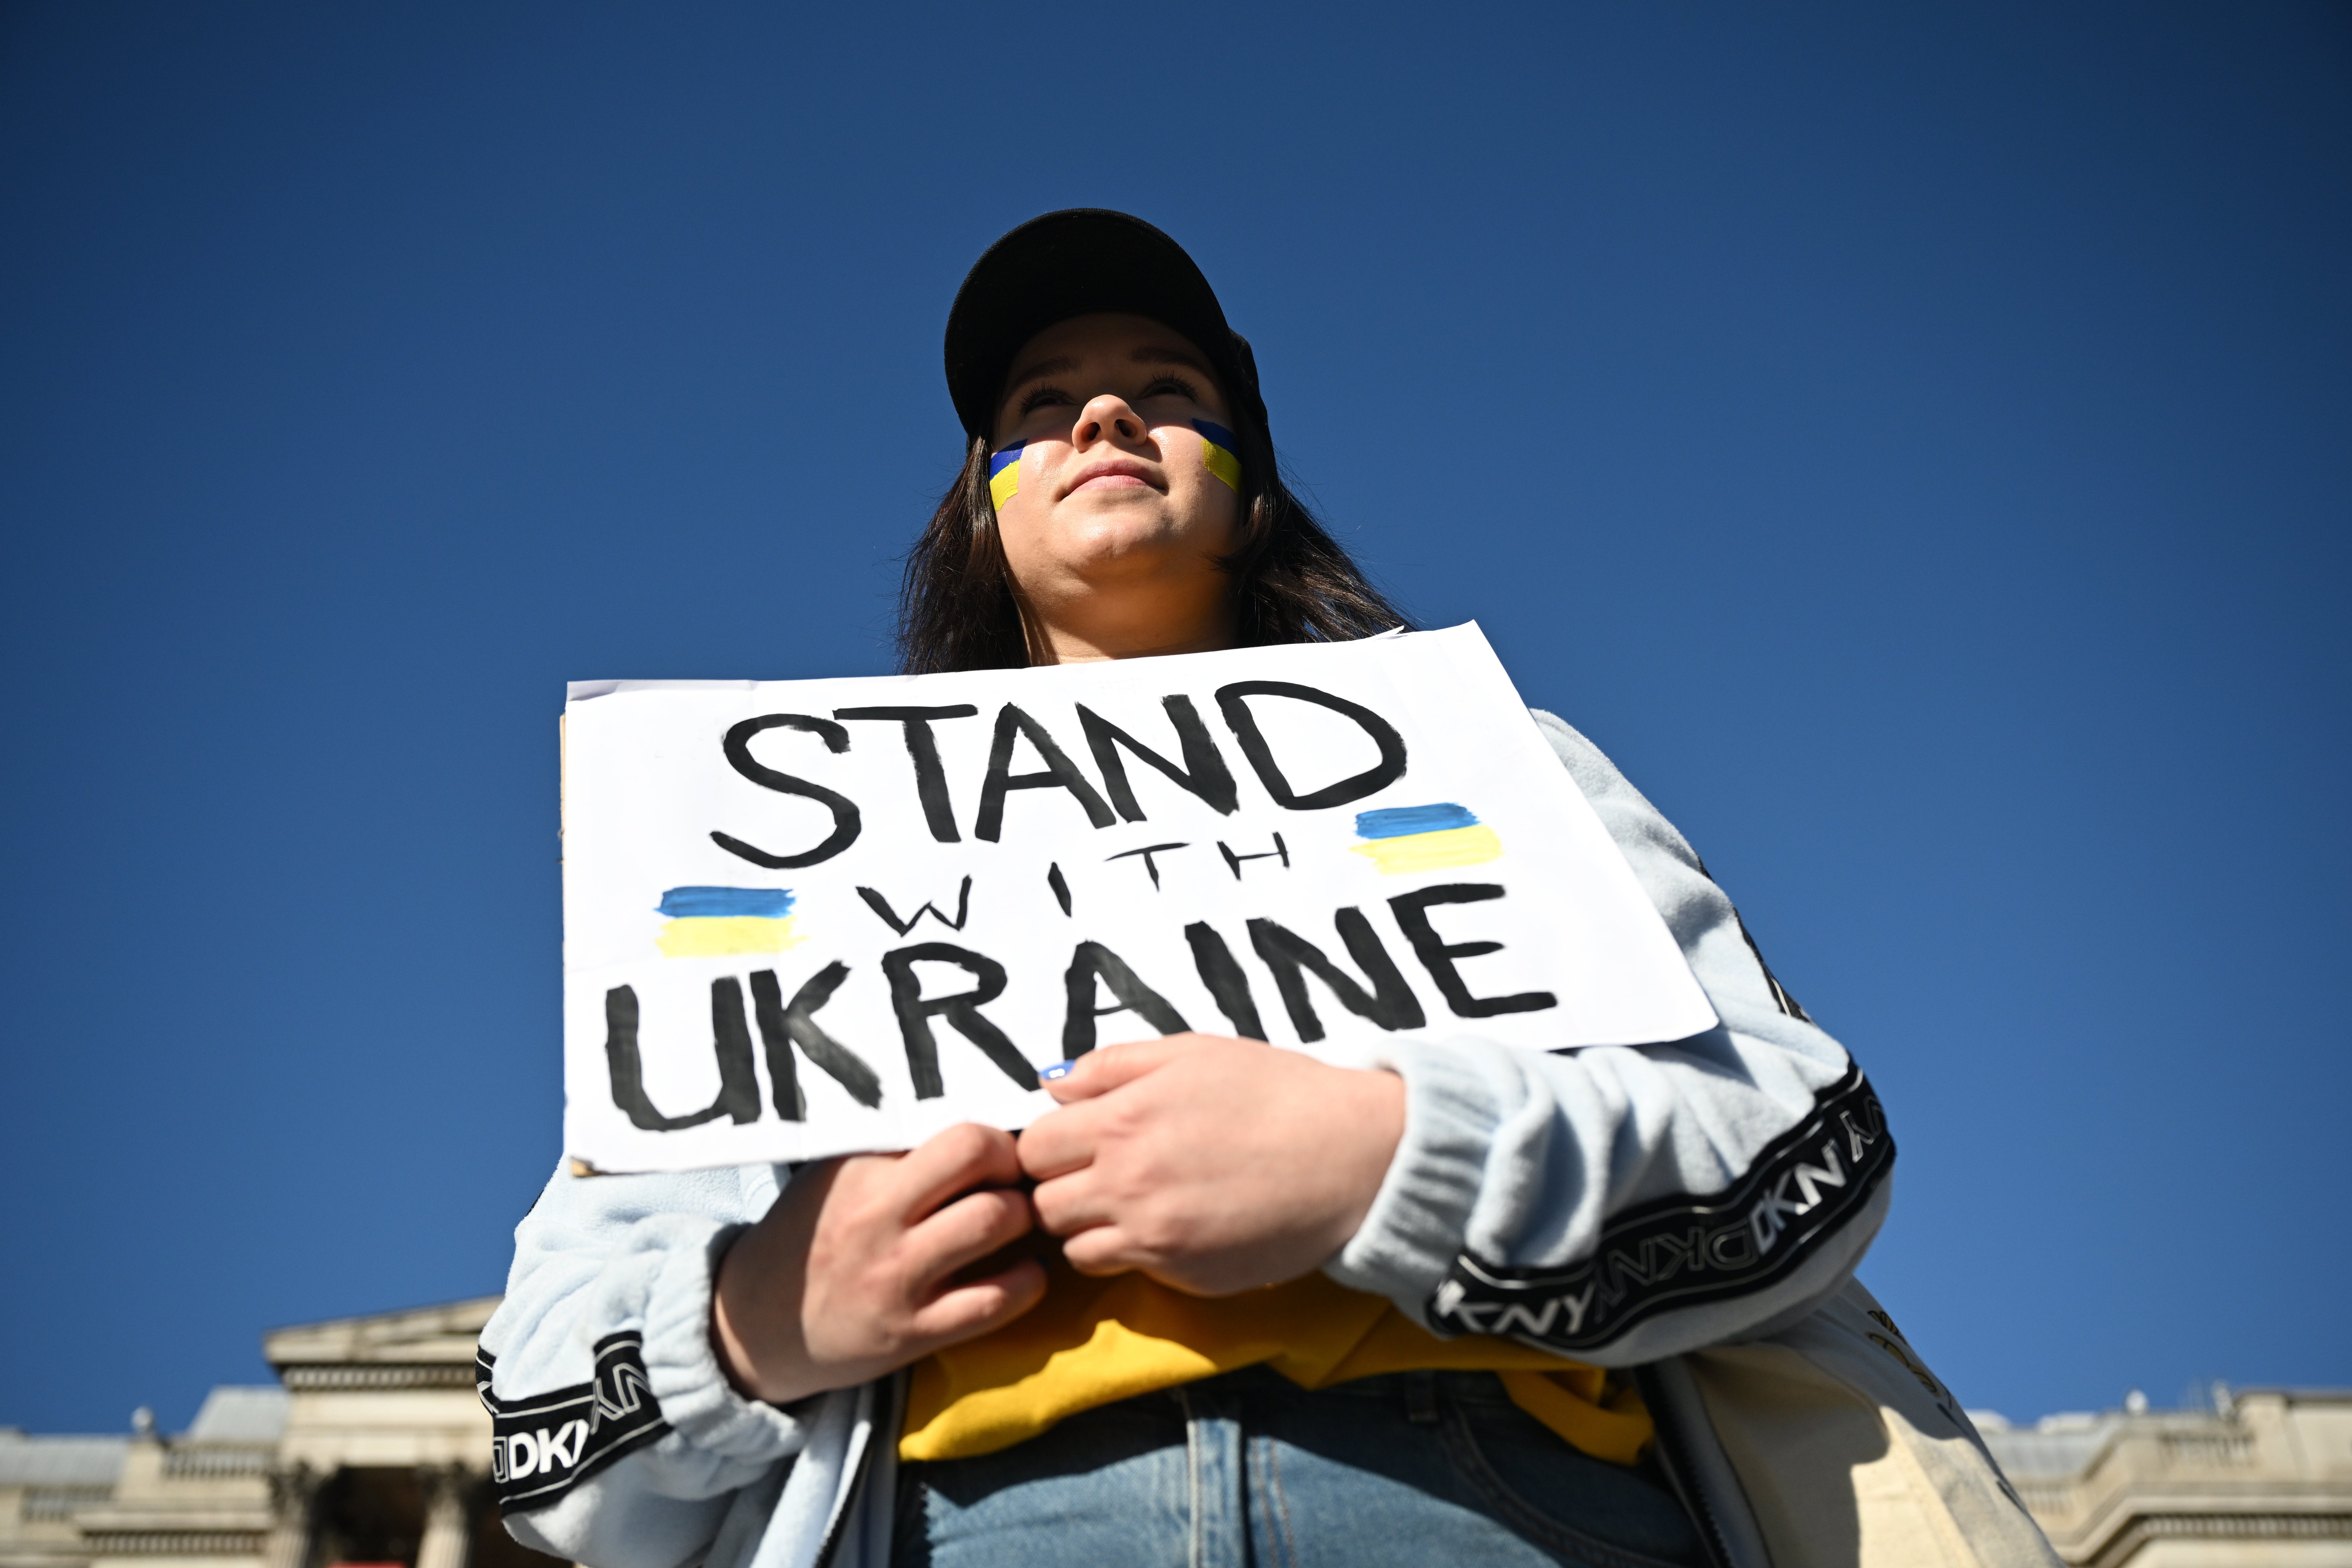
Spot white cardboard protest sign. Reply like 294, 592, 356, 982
561, 623, 1715, 1172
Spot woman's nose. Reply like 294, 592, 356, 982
1073, 394, 1146, 447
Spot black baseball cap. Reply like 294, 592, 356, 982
943, 210, 1269, 446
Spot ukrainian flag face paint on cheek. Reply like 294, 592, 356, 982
1192, 419, 1242, 493
988, 441, 1025, 510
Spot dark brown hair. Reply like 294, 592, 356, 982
895, 398, 1411, 673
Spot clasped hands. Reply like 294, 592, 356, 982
711, 1033, 1405, 1406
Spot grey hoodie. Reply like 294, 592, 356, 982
475, 711, 1894, 1568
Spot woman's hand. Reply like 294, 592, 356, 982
711, 1123, 1047, 1406
1016, 1034, 1405, 1296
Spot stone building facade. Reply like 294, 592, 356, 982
1977, 1392, 2352, 1566
0, 1299, 552, 1568
3, 1294, 2347, 1567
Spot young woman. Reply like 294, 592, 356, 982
479, 212, 1893, 1568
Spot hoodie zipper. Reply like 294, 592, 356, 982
1634, 1364, 1743, 1568
811, 1376, 897, 1568
809, 1440, 872, 1568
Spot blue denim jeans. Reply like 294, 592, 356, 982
892, 1367, 1706, 1568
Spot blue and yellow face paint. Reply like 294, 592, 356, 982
988, 441, 1026, 510
1350, 803, 1504, 874
1192, 419, 1242, 492
655, 886, 806, 958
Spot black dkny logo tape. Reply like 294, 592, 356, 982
1427, 1067, 1892, 1352
476, 1332, 670, 1511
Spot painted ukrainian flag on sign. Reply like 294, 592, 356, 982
1350, 803, 1504, 874
1191, 419, 1242, 492
989, 442, 1025, 509
655, 887, 806, 958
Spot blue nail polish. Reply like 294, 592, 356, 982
1039, 1061, 1076, 1081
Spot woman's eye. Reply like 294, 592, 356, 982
1141, 376, 1198, 401
1018, 387, 1076, 416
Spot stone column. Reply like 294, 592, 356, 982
415, 1464, 474, 1568
262, 1463, 322, 1568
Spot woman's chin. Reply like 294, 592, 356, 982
1024, 519, 1218, 577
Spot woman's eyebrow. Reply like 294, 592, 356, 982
1002, 354, 1080, 396
1131, 345, 1214, 375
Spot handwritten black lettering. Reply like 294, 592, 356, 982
1387, 884, 1559, 1019
1246, 910, 1427, 1042
856, 877, 973, 936
974, 705, 1117, 841
1106, 842, 1188, 890
1214, 681, 1407, 810
1217, 833, 1290, 879
713, 715, 862, 869
1184, 922, 1268, 1042
1077, 696, 1239, 819
881, 943, 1039, 1097
833, 706, 978, 843
746, 971, 804, 1119
1062, 941, 1190, 1056
749, 963, 883, 1113
602, 982, 762, 1131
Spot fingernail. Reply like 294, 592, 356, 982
1039, 1061, 1076, 1081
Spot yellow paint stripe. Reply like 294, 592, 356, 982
1349, 823, 1504, 874
989, 466, 1020, 509
657, 915, 806, 957
1202, 442, 1242, 492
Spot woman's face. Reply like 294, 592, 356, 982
987, 312, 1243, 645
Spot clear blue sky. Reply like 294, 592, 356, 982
3, 2, 2346, 1436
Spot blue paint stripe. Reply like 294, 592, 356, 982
1190, 418, 1238, 451
657, 886, 795, 918
989, 443, 1025, 476
1355, 803, 1479, 839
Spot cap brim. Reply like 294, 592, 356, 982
944, 210, 1264, 443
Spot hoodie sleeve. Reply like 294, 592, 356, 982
474, 1159, 849, 1568
1323, 708, 1894, 1365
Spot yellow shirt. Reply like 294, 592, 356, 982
903, 1259, 1652, 1466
